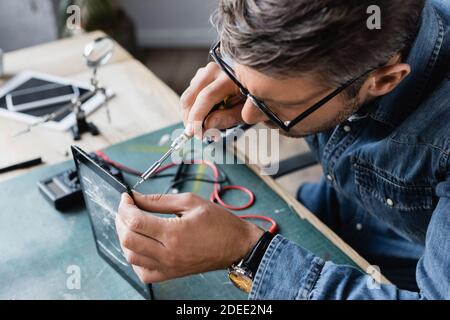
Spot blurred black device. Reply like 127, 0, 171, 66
38, 152, 123, 211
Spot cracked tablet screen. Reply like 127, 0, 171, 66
76, 156, 151, 299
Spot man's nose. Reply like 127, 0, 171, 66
241, 98, 268, 124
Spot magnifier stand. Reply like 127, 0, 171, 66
70, 97, 99, 141
11, 36, 115, 140
69, 67, 108, 141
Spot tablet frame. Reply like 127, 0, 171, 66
72, 145, 153, 300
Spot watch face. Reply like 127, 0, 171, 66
229, 270, 253, 293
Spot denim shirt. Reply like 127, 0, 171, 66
250, 0, 450, 300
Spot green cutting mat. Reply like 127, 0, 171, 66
0, 124, 359, 300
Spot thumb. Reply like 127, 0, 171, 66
120, 193, 135, 206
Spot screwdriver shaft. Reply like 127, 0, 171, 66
132, 132, 192, 189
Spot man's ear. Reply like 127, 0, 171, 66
367, 62, 411, 97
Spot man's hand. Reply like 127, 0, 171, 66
116, 192, 264, 283
180, 62, 244, 137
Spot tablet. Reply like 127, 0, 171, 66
0, 71, 113, 131
72, 146, 153, 299
6, 83, 78, 112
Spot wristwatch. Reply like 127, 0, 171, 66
228, 231, 274, 293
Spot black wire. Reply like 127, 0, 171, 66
105, 153, 231, 193
215, 165, 229, 184
174, 175, 226, 184
116, 162, 228, 182
163, 174, 228, 194
181, 149, 230, 183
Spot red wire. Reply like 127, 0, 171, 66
95, 151, 143, 176
211, 185, 254, 210
95, 151, 277, 234
239, 215, 278, 234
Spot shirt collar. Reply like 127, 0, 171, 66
369, 1, 445, 127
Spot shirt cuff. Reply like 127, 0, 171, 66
249, 234, 325, 300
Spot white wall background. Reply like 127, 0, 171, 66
119, 0, 219, 48
0, 0, 218, 52
0, 0, 57, 52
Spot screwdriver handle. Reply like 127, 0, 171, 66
170, 132, 192, 151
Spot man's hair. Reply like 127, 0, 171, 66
212, 0, 426, 98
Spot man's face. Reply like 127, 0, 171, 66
235, 64, 366, 138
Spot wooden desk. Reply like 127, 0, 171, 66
0, 31, 388, 286
0, 31, 181, 182
3, 31, 132, 77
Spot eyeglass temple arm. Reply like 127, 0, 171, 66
287, 69, 374, 129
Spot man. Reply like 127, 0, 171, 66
116, 0, 450, 299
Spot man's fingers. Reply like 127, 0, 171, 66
118, 194, 168, 240
123, 248, 159, 270
180, 78, 212, 124
132, 192, 202, 214
203, 104, 245, 131
180, 63, 219, 125
132, 265, 171, 284
186, 76, 238, 136
116, 214, 165, 259
121, 192, 134, 205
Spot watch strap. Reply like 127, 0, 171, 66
242, 231, 274, 277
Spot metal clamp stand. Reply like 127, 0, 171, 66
69, 36, 114, 140
70, 97, 99, 141
11, 36, 114, 139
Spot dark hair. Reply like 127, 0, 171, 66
212, 0, 425, 98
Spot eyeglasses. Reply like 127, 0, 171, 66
209, 41, 375, 132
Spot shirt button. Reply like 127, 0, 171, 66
386, 198, 394, 207
326, 174, 333, 182
356, 223, 363, 231
343, 125, 351, 133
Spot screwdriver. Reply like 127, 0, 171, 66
132, 96, 246, 190
132, 131, 192, 189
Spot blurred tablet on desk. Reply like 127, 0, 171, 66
0, 71, 113, 131
6, 83, 79, 112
